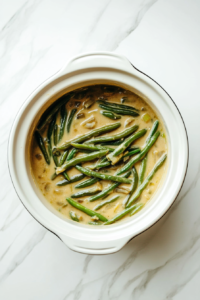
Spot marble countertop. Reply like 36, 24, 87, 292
1, 0, 200, 299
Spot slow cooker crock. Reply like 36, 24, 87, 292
8, 52, 188, 254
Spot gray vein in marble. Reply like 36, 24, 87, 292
1, 0, 28, 33
65, 271, 113, 300
83, 256, 93, 273
98, 273, 111, 300
80, 0, 112, 52
0, 181, 14, 202
62, 237, 151, 300
63, 255, 93, 300
62, 214, 200, 300
163, 223, 200, 299
0, 220, 32, 261
117, 0, 159, 47
173, 163, 200, 210
0, 227, 46, 283
156, 163, 200, 233
112, 0, 159, 50
98, 247, 147, 300
0, 0, 51, 104
0, 194, 7, 204
165, 268, 200, 300
128, 218, 200, 299
81, 0, 159, 52
108, 248, 142, 291
0, 207, 23, 231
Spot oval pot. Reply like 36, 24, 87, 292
8, 52, 189, 255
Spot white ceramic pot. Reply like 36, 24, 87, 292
8, 52, 189, 255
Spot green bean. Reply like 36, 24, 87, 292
54, 124, 58, 146
56, 123, 121, 151
99, 104, 139, 117
67, 148, 78, 161
52, 126, 59, 167
126, 154, 167, 207
89, 156, 109, 170
76, 165, 132, 184
71, 187, 102, 198
86, 125, 138, 144
35, 131, 50, 165
127, 146, 140, 151
63, 171, 70, 181
117, 131, 160, 175
59, 150, 70, 180
60, 148, 79, 180
100, 156, 108, 163
101, 110, 121, 120
93, 161, 111, 170
66, 198, 108, 222
146, 120, 159, 143
114, 130, 146, 157
107, 129, 147, 164
58, 105, 67, 142
78, 149, 92, 154
101, 140, 124, 146
104, 203, 142, 225
75, 178, 100, 189
38, 93, 73, 130
53, 150, 61, 156
67, 108, 77, 133
47, 113, 57, 157
123, 167, 138, 207
88, 221, 102, 225
56, 174, 85, 186
53, 154, 59, 166
56, 150, 108, 174
94, 195, 120, 211
63, 172, 70, 181
97, 100, 140, 112
59, 150, 68, 166
123, 148, 141, 158
106, 149, 139, 165
51, 172, 57, 180
71, 143, 114, 152
138, 155, 147, 185
69, 211, 79, 222
89, 171, 131, 201
130, 203, 144, 216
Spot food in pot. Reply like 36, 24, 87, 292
30, 85, 167, 225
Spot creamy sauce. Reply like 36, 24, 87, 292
30, 85, 167, 225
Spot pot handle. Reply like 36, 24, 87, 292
59, 234, 130, 255
58, 52, 134, 76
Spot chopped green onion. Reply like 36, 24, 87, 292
142, 113, 151, 123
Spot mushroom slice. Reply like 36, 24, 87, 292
91, 215, 99, 221
124, 118, 134, 127
115, 187, 130, 194
85, 122, 96, 129
80, 115, 95, 126
84, 97, 95, 109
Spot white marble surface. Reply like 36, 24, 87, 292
1, 0, 200, 299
